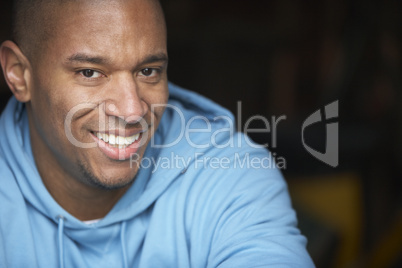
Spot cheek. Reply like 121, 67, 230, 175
35, 100, 72, 147
30, 80, 84, 146
145, 95, 168, 128
33, 91, 71, 133
143, 86, 169, 113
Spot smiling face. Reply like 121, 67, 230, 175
25, 0, 168, 190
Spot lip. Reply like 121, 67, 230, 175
90, 131, 144, 161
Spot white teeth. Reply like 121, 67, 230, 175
124, 137, 131, 145
95, 132, 140, 147
97, 133, 109, 142
117, 136, 126, 145
109, 134, 116, 145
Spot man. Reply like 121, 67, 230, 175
0, 0, 314, 267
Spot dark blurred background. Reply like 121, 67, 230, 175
0, 0, 401, 267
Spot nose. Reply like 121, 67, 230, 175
104, 73, 147, 124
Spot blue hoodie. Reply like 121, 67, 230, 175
0, 83, 314, 267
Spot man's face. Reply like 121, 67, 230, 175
27, 0, 168, 189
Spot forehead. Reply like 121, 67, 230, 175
39, 0, 166, 67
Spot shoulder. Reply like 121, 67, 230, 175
151, 85, 313, 266
157, 83, 290, 215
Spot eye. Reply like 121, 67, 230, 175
79, 69, 103, 79
137, 68, 163, 83
140, 68, 157, 77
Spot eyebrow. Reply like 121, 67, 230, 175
141, 54, 169, 65
65, 53, 168, 66
66, 54, 109, 65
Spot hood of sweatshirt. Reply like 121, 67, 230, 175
0, 82, 235, 267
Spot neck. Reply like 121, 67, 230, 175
41, 172, 130, 221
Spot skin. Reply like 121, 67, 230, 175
0, 0, 168, 220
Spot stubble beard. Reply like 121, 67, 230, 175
77, 160, 136, 191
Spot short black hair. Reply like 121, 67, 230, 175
12, 0, 60, 60
11, 0, 164, 62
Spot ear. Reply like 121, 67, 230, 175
0, 40, 32, 103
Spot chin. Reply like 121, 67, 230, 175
89, 177, 135, 191
78, 160, 137, 190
